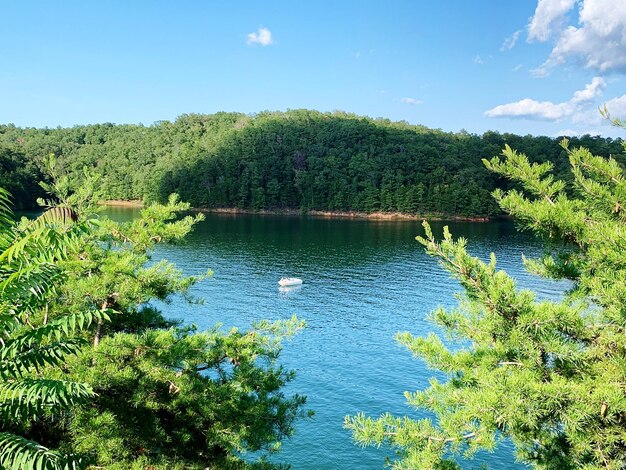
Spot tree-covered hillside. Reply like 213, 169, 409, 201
1, 110, 623, 216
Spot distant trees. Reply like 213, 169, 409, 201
346, 134, 626, 468
0, 143, 44, 209
0, 110, 622, 217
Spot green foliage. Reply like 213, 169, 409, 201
1, 111, 622, 216
42, 192, 206, 345
12, 172, 309, 468
0, 142, 45, 210
0, 433, 84, 470
0, 187, 104, 469
57, 318, 307, 469
36, 154, 103, 219
347, 132, 626, 468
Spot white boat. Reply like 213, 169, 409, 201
278, 277, 303, 287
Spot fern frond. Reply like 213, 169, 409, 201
0, 188, 14, 228
0, 432, 85, 470
0, 263, 62, 306
0, 379, 93, 422
0, 310, 106, 363
0, 339, 87, 380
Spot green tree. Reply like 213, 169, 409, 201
57, 318, 307, 469
3, 111, 621, 218
27, 174, 309, 468
0, 144, 44, 209
346, 134, 626, 468
0, 189, 108, 469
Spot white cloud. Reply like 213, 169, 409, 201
355, 51, 362, 59
247, 27, 274, 46
484, 76, 605, 121
571, 76, 605, 103
400, 97, 423, 105
529, 0, 626, 75
485, 98, 574, 120
513, 64, 524, 72
574, 93, 626, 126
474, 55, 484, 64
501, 30, 522, 51
531, 65, 551, 77
542, 92, 626, 137
527, 0, 577, 42
603, 93, 626, 117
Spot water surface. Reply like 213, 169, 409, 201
105, 208, 567, 469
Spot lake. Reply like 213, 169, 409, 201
105, 208, 567, 469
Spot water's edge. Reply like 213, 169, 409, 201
104, 210, 554, 469
100, 200, 494, 222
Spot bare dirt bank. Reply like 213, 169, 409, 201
99, 200, 144, 207
100, 201, 491, 222
195, 207, 491, 222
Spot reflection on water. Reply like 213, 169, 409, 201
278, 284, 304, 297
106, 209, 567, 469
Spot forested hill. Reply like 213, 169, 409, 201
1, 109, 623, 216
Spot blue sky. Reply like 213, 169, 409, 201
2, 0, 625, 137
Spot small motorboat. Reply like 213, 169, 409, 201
278, 277, 303, 287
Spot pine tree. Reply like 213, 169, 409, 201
346, 127, 626, 468
26, 167, 309, 468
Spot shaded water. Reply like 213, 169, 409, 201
105, 208, 567, 469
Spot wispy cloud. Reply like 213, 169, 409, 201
527, 0, 577, 42
247, 27, 274, 46
486, 98, 573, 120
501, 30, 522, 51
571, 76, 606, 103
572, 92, 626, 126
603, 93, 626, 117
354, 49, 376, 59
484, 76, 606, 121
513, 64, 524, 72
400, 97, 423, 105
473, 55, 484, 65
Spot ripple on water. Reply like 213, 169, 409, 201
129, 213, 566, 470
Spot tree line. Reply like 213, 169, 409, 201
1, 109, 623, 216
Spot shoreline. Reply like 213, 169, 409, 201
99, 200, 492, 222
99, 200, 144, 207
198, 207, 492, 222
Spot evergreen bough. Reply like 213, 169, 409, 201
19, 166, 308, 469
347, 131, 626, 468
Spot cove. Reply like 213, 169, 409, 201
105, 207, 567, 469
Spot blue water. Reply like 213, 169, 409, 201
105, 208, 568, 469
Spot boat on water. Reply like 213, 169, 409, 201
278, 277, 303, 287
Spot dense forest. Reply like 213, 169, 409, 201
1, 109, 623, 216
